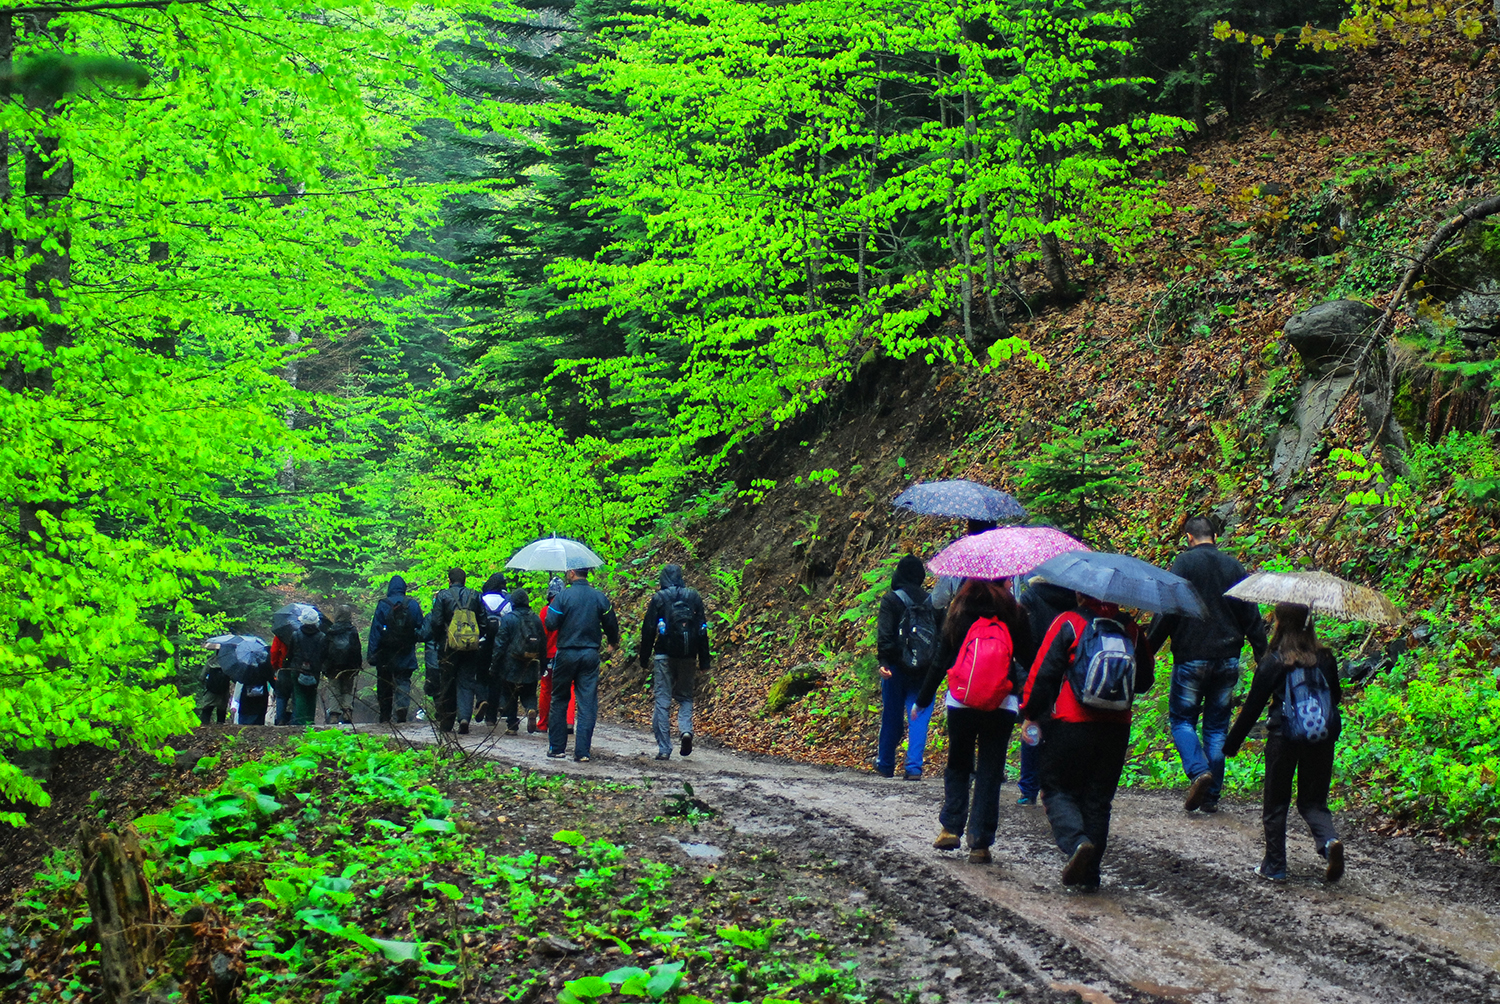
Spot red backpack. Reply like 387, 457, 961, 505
946, 616, 1014, 711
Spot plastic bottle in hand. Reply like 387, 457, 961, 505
1021, 721, 1042, 746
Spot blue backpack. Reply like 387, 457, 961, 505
1067, 617, 1137, 711
1281, 664, 1333, 743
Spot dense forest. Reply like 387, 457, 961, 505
3, 0, 1500, 999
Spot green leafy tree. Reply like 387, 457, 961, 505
1017, 426, 1143, 541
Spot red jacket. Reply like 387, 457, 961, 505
538, 605, 560, 660
1020, 600, 1155, 724
269, 635, 289, 671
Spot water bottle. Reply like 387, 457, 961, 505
1021, 721, 1042, 746
657, 617, 667, 637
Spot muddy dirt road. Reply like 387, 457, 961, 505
401, 721, 1500, 1004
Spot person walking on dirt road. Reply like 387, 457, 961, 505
1021, 592, 1155, 889
323, 606, 363, 725
545, 567, 620, 762
875, 554, 939, 779
1224, 602, 1345, 883
1147, 516, 1267, 814
368, 575, 422, 724
1015, 575, 1074, 806
915, 578, 1031, 863
492, 587, 544, 735
429, 568, 485, 734
638, 563, 712, 760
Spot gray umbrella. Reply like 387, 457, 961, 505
1029, 551, 1207, 618
271, 602, 330, 644
506, 535, 605, 572
204, 634, 271, 684
892, 480, 1028, 523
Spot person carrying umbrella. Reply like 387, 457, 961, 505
874, 555, 939, 779
367, 575, 423, 724
1019, 551, 1191, 888
429, 568, 485, 734
1146, 516, 1268, 813
544, 566, 620, 763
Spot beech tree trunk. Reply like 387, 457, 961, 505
80, 823, 160, 1004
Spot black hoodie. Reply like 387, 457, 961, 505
1146, 543, 1268, 663
368, 575, 423, 672
877, 555, 930, 679
638, 564, 711, 669
493, 588, 545, 685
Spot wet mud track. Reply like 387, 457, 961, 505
402, 722, 1500, 1003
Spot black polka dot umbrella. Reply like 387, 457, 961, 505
892, 479, 1028, 523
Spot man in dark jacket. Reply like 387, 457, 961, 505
287, 609, 326, 727
638, 564, 711, 760
1021, 593, 1155, 889
875, 554, 936, 779
478, 572, 512, 726
1146, 516, 1269, 813
368, 575, 423, 724
1014, 576, 1076, 805
428, 568, 484, 734
492, 588, 543, 734
545, 567, 620, 762
323, 607, 363, 725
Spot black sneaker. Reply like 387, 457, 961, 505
1199, 800, 1220, 814
1061, 839, 1096, 886
655, 752, 670, 761
575, 755, 591, 764
395, 709, 407, 724
1323, 840, 1345, 883
1255, 862, 1288, 882
458, 721, 470, 735
1184, 772, 1214, 811
680, 733, 693, 757
547, 750, 567, 759
904, 770, 922, 781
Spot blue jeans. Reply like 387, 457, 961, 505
877, 672, 933, 775
1169, 656, 1242, 802
550, 649, 600, 759
1018, 735, 1042, 799
653, 655, 694, 756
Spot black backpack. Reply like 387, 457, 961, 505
1281, 662, 1333, 743
384, 597, 416, 653
203, 664, 231, 696
326, 626, 358, 673
658, 587, 705, 659
894, 589, 938, 674
507, 610, 545, 666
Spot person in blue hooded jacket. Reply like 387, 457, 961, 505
368, 575, 423, 724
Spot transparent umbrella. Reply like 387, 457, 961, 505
506, 535, 605, 572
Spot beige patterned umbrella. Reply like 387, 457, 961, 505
1225, 570, 1401, 625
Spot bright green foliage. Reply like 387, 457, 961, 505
1016, 425, 1143, 540
0, 1, 482, 815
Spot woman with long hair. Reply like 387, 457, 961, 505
1224, 602, 1345, 882
913, 578, 1032, 863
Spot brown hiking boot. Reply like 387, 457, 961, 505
1184, 772, 1214, 811
1324, 840, 1345, 883
1061, 839, 1096, 886
933, 829, 961, 850
968, 847, 992, 864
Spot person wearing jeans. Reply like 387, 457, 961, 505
1147, 516, 1267, 812
639, 564, 712, 760
1168, 656, 1241, 809
874, 555, 936, 779
545, 567, 620, 762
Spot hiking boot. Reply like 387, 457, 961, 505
475, 701, 490, 723
458, 721, 470, 735
526, 711, 538, 734
575, 755, 591, 764
505, 726, 518, 736
903, 770, 922, 781
395, 708, 408, 724
933, 830, 961, 850
378, 716, 391, 725
1255, 861, 1288, 882
547, 750, 567, 759
1184, 772, 1214, 811
968, 847, 992, 864
1323, 840, 1345, 883
1016, 794, 1037, 806
680, 733, 693, 757
1199, 799, 1220, 814
655, 752, 671, 761
873, 766, 895, 778
1061, 839, 1097, 886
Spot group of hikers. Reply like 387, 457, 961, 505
204, 564, 711, 763
877, 516, 1346, 887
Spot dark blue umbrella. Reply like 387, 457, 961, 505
892, 480, 1028, 523
271, 603, 330, 644
1029, 551, 1206, 618
204, 634, 272, 685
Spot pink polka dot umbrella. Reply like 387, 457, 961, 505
927, 526, 1088, 580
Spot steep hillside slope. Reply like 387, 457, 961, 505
602, 39, 1499, 792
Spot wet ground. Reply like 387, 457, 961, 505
388, 719, 1500, 1004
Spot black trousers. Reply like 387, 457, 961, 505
941, 706, 1017, 849
1262, 730, 1339, 871
500, 679, 538, 728
1039, 719, 1131, 884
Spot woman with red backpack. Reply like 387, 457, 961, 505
913, 578, 1033, 863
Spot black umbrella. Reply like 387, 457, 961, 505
892, 480, 1028, 524
271, 602, 330, 645
1029, 551, 1206, 618
204, 634, 272, 685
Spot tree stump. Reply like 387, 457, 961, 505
80, 822, 160, 1004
